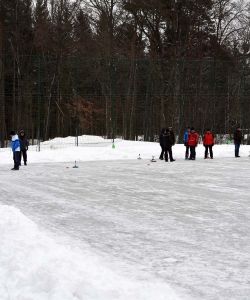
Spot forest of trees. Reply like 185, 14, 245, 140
0, 0, 250, 145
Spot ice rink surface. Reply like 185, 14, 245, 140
1, 154, 250, 300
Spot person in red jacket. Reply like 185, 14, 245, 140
188, 127, 199, 160
203, 129, 215, 159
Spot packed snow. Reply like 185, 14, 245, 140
0, 136, 250, 300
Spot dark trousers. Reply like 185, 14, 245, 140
20, 149, 27, 164
205, 145, 213, 158
235, 144, 240, 157
185, 145, 190, 159
13, 151, 21, 169
190, 146, 196, 160
159, 146, 165, 159
165, 146, 174, 161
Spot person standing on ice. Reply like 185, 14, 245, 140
169, 126, 176, 160
233, 126, 242, 157
19, 129, 29, 165
10, 130, 21, 170
203, 129, 215, 159
160, 128, 175, 162
188, 127, 199, 160
159, 128, 167, 160
183, 126, 191, 160
169, 127, 176, 145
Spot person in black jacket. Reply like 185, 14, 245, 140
169, 127, 176, 146
233, 127, 242, 157
19, 130, 29, 165
169, 126, 176, 160
159, 128, 175, 162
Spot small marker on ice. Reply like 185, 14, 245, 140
137, 154, 142, 160
151, 156, 156, 162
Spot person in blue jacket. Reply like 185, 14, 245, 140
183, 127, 191, 159
10, 130, 21, 170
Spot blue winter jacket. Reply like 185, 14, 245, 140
11, 135, 20, 152
183, 130, 189, 144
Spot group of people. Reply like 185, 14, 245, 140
159, 126, 243, 161
10, 130, 29, 170
8, 126, 244, 169
183, 127, 214, 160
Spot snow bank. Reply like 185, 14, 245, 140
41, 135, 107, 146
0, 205, 180, 300
0, 135, 250, 165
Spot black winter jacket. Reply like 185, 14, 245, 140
234, 130, 242, 144
19, 135, 29, 151
160, 130, 174, 148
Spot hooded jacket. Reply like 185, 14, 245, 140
11, 135, 20, 152
203, 131, 215, 146
188, 131, 199, 147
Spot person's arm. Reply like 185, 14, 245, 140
183, 132, 187, 144
196, 134, 199, 146
233, 132, 237, 143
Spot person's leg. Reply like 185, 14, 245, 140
165, 147, 169, 162
23, 150, 27, 165
159, 146, 164, 160
235, 144, 240, 157
19, 151, 22, 165
209, 146, 213, 159
189, 147, 192, 159
204, 146, 208, 158
169, 147, 175, 161
185, 145, 189, 159
14, 152, 20, 170
189, 147, 194, 159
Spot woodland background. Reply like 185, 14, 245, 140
0, 0, 250, 145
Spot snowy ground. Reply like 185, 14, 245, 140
0, 137, 250, 300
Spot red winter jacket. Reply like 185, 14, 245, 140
203, 132, 214, 146
188, 132, 199, 147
